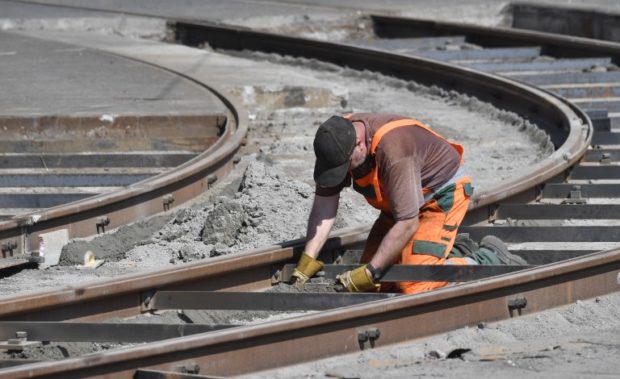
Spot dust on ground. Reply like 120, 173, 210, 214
241, 291, 620, 379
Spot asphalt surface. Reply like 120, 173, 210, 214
0, 31, 226, 117
3, 0, 620, 120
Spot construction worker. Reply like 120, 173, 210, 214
291, 113, 527, 294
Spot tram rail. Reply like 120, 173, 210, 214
2, 11, 620, 379
0, 71, 248, 271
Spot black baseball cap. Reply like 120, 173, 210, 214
313, 116, 356, 187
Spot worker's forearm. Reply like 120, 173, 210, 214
369, 218, 419, 270
304, 194, 339, 258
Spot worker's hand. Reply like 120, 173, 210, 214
290, 252, 324, 289
337, 265, 380, 292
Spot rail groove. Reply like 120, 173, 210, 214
3, 11, 620, 379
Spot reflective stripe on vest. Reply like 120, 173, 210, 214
348, 117, 464, 212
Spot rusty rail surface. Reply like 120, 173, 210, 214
5, 14, 620, 379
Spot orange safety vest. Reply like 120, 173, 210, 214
347, 117, 464, 213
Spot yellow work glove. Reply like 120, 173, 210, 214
337, 265, 380, 292
291, 252, 324, 288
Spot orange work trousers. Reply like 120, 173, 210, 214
361, 176, 472, 294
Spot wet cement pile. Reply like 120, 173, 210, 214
76, 54, 554, 268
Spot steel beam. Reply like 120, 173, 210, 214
584, 109, 612, 132
414, 46, 541, 62
546, 85, 620, 99
371, 14, 620, 60
0, 153, 196, 169
0, 322, 236, 343
496, 204, 620, 219
592, 132, 620, 146
321, 264, 529, 282
571, 99, 620, 112
542, 183, 620, 198
150, 291, 399, 311
0, 193, 95, 208
353, 36, 466, 50
277, 264, 529, 283
466, 57, 611, 73
0, 174, 154, 187
460, 225, 620, 242
570, 165, 620, 179
584, 149, 620, 161
507, 71, 620, 85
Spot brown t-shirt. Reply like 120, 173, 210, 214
316, 113, 461, 220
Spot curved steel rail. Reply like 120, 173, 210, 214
0, 228, 618, 378
0, 59, 248, 259
173, 19, 590, 213
0, 17, 592, 318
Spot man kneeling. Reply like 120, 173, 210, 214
291, 113, 526, 293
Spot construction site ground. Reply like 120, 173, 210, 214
1, 1, 619, 377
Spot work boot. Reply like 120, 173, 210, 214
451, 233, 479, 258
479, 235, 528, 265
